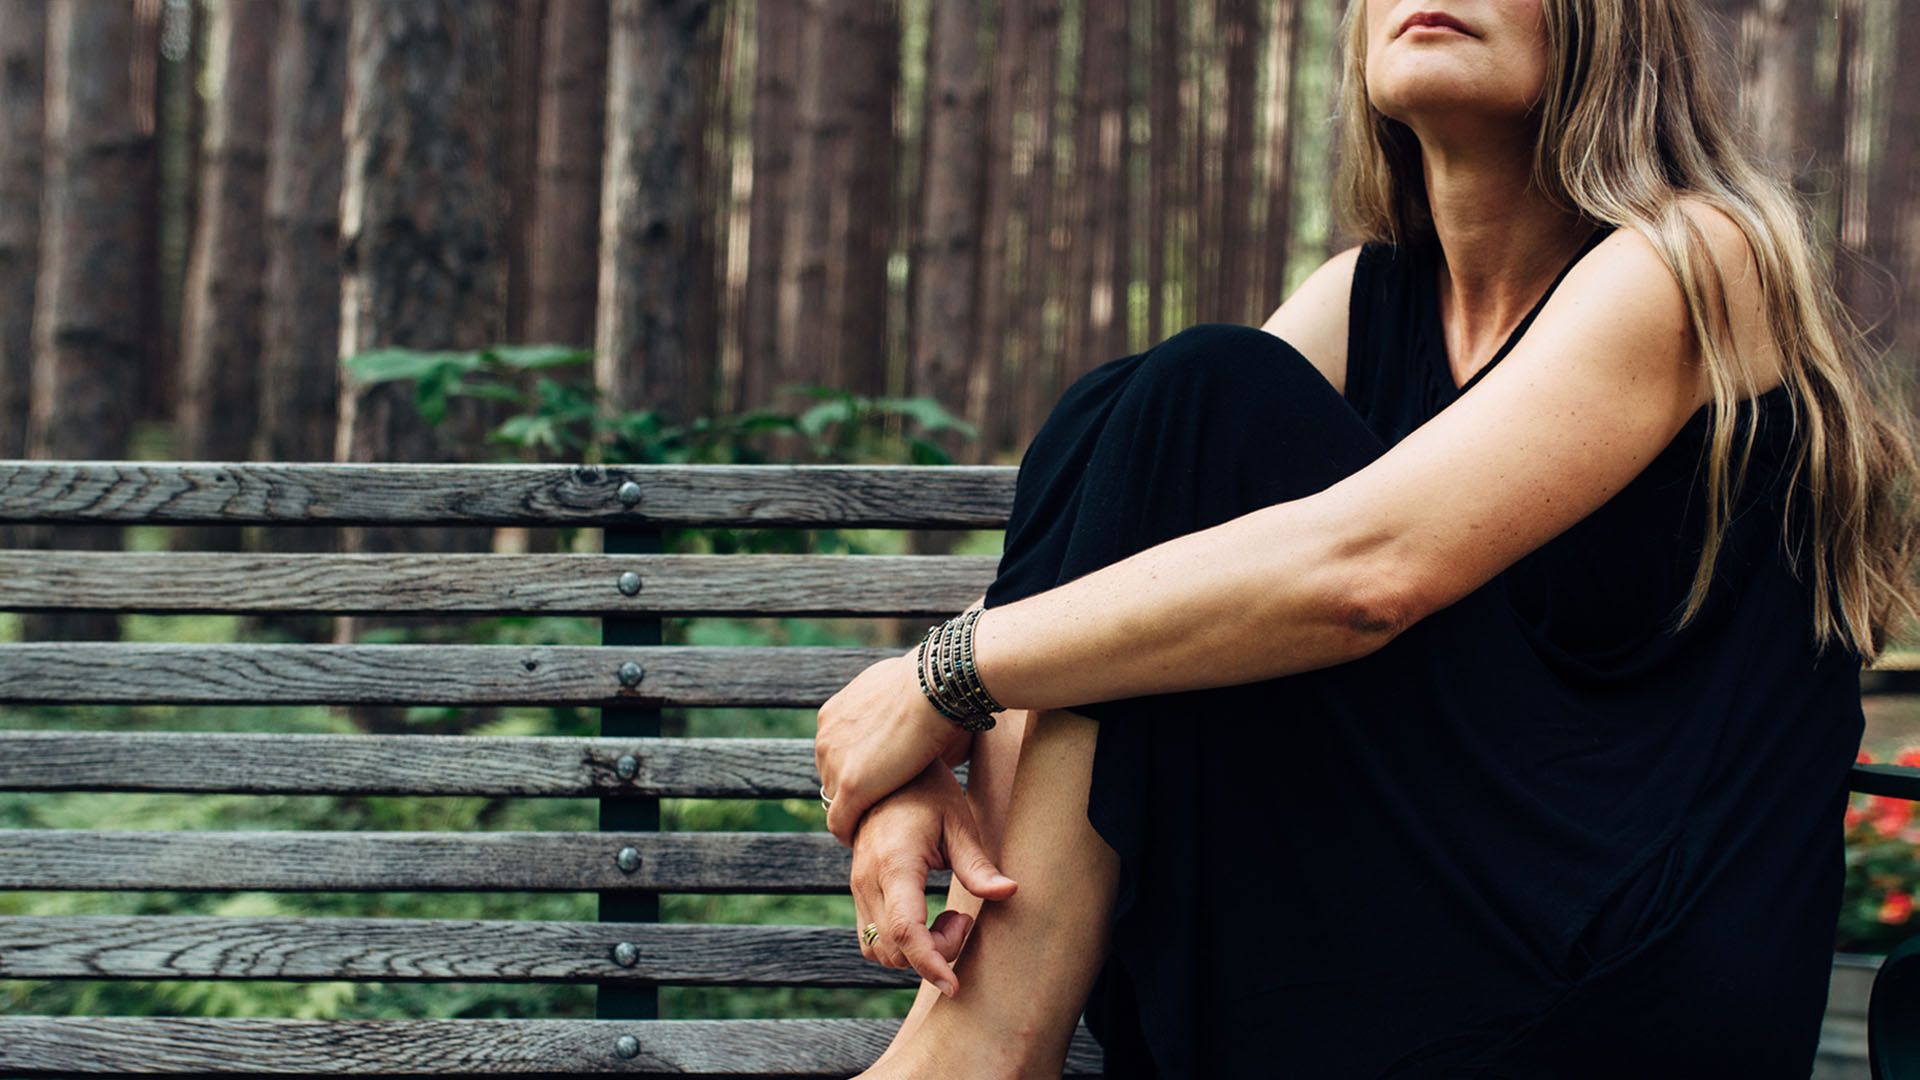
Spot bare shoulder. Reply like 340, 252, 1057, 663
1258, 244, 1365, 396
1662, 196, 1790, 394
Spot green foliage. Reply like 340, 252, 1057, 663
342, 343, 977, 468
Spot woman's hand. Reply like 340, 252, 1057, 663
816, 649, 978, 844
849, 759, 1018, 996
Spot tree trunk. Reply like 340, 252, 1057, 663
1013, 0, 1062, 452
1147, 0, 1178, 345
256, 0, 347, 644
1219, 0, 1257, 323
0, 2, 46, 544
1871, 0, 1919, 401
152, 0, 200, 431
496, 0, 543, 346
528, 0, 607, 352
911, 0, 986, 464
1255, 0, 1302, 311
1063, 0, 1128, 382
174, 0, 278, 554
595, 0, 711, 426
972, 0, 1026, 464
839, 0, 894, 399
336, 0, 509, 729
739, 0, 800, 415
25, 0, 157, 641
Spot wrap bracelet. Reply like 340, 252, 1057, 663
915, 607, 1004, 732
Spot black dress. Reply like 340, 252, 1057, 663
979, 227, 1866, 1077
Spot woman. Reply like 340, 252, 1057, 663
814, 0, 1920, 1075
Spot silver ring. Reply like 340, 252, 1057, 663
820, 782, 834, 811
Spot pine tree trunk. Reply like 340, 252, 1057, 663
1254, 0, 1301, 314
503, 0, 544, 344
740, 0, 799, 415
528, 0, 607, 353
0, 3, 45, 528
174, 0, 279, 554
595, 0, 712, 425
336, 0, 510, 729
256, 0, 347, 641
838, 0, 894, 399
973, 0, 1026, 463
1872, 0, 1919, 401
911, 0, 986, 464
1219, 0, 1257, 323
1014, 0, 1062, 452
1147, 0, 1178, 345
25, 0, 156, 642
1063, 0, 1128, 382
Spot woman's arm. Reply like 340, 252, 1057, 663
968, 216, 1768, 714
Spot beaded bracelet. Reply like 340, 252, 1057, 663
914, 607, 1003, 731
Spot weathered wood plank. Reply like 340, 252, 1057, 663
0, 830, 936, 893
0, 1017, 1106, 1075
0, 644, 901, 706
0, 732, 965, 798
0, 461, 1018, 527
0, 916, 921, 986
0, 551, 996, 615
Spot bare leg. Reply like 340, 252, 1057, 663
859, 706, 1122, 1080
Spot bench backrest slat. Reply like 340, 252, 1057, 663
0, 643, 892, 705
0, 829, 946, 894
0, 915, 922, 987
0, 1016, 1107, 1075
0, 552, 998, 615
0, 461, 1018, 527
0, 732, 883, 798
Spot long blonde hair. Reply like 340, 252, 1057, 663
1332, 0, 1920, 664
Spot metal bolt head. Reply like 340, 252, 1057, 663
615, 753, 639, 779
615, 846, 641, 873
617, 480, 642, 507
614, 1034, 640, 1059
617, 570, 642, 596
612, 941, 640, 968
617, 660, 645, 687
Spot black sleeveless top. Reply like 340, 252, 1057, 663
983, 226, 1867, 1074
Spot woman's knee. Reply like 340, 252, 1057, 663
1132, 322, 1327, 403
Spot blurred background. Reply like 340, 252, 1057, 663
3, 0, 1920, 1034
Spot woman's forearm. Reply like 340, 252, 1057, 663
971, 493, 1402, 713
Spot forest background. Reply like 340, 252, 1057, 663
3, 0, 1920, 1024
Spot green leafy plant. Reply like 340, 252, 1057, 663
342, 344, 978, 468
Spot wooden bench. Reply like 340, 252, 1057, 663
0, 460, 1913, 1078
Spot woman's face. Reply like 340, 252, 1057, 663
1363, 1, 1551, 134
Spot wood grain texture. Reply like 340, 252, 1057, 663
0, 915, 922, 986
0, 1017, 1106, 1074
0, 732, 964, 798
0, 829, 944, 893
0, 551, 996, 615
0, 462, 1017, 526
0, 644, 902, 705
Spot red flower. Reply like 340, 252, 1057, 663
1861, 748, 1877, 764
1880, 892, 1914, 925
1897, 748, 1920, 769
1847, 805, 1866, 831
1870, 795, 1915, 836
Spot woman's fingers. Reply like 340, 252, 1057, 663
879, 860, 958, 996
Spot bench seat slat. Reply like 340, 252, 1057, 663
0, 552, 997, 616
0, 461, 1018, 527
0, 830, 945, 893
0, 1017, 1105, 1075
0, 644, 897, 706
0, 732, 923, 798
0, 916, 919, 986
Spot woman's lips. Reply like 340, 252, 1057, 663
1397, 11, 1475, 38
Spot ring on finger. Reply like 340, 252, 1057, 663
861, 922, 880, 947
